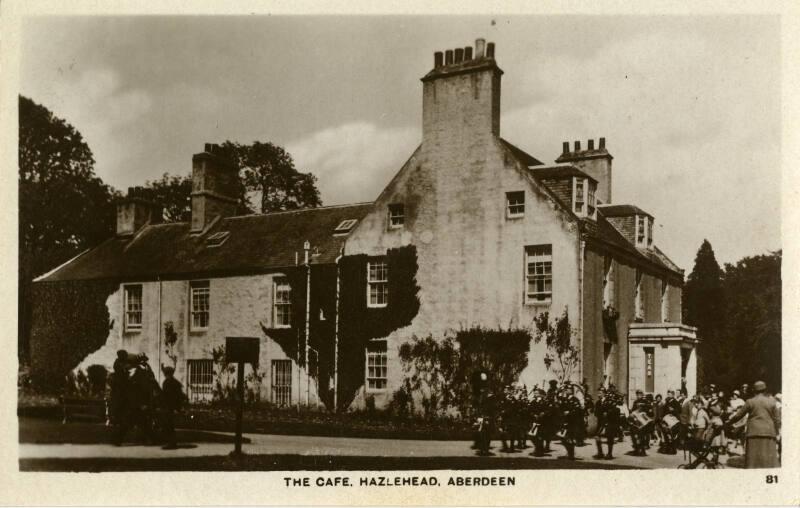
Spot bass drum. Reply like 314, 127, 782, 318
662, 414, 680, 434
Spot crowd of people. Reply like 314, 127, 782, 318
471, 374, 781, 468
109, 350, 186, 449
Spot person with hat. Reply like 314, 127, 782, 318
528, 388, 548, 457
160, 365, 185, 450
593, 386, 622, 459
726, 381, 780, 468
558, 385, 583, 460
110, 350, 131, 445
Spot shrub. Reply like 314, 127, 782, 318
86, 364, 108, 397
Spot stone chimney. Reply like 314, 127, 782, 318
116, 186, 162, 236
191, 143, 239, 232
556, 137, 613, 204
421, 38, 503, 144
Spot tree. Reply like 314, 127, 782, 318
221, 141, 322, 213
683, 240, 727, 386
722, 251, 781, 390
19, 95, 118, 361
144, 173, 192, 222
533, 308, 581, 386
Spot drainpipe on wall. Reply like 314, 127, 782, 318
304, 240, 311, 408
157, 275, 163, 383
577, 235, 585, 387
333, 246, 344, 412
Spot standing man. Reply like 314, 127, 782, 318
528, 388, 548, 457
658, 389, 681, 454
559, 385, 583, 460
726, 381, 780, 468
594, 387, 621, 460
160, 365, 185, 450
110, 350, 130, 446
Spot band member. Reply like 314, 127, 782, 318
528, 389, 548, 457
559, 385, 583, 460
160, 365, 185, 450
629, 391, 651, 456
541, 388, 560, 453
594, 387, 622, 459
658, 389, 681, 454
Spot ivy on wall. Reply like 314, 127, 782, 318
29, 280, 118, 392
396, 327, 532, 417
337, 245, 421, 410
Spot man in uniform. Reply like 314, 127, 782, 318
629, 390, 651, 456
559, 385, 583, 460
160, 365, 185, 450
528, 389, 548, 456
594, 387, 622, 459
658, 389, 681, 454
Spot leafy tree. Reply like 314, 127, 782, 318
533, 308, 581, 385
19, 95, 117, 361
683, 240, 727, 386
221, 141, 322, 213
722, 251, 781, 390
144, 173, 193, 222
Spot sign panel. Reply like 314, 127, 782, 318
644, 347, 655, 393
226, 336, 260, 366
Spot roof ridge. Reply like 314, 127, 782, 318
225, 201, 374, 220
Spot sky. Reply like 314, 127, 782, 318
19, 15, 781, 271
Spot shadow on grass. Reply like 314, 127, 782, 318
20, 454, 640, 472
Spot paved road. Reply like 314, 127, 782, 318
18, 418, 712, 469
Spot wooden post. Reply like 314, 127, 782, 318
234, 361, 245, 455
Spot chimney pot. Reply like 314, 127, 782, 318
445, 49, 453, 65
588, 139, 595, 150
127, 187, 134, 197
454, 48, 464, 63
464, 46, 473, 60
574, 140, 581, 151
204, 143, 213, 153
562, 141, 569, 154
475, 38, 486, 58
599, 137, 606, 149
486, 42, 495, 58
434, 51, 443, 68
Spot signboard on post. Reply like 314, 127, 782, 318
225, 337, 260, 456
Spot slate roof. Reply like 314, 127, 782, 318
37, 203, 373, 283
597, 204, 653, 218
531, 165, 598, 182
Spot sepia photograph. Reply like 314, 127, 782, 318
4, 3, 796, 504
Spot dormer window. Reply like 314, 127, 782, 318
388, 204, 405, 228
636, 215, 647, 247
506, 191, 525, 218
574, 179, 585, 214
572, 178, 597, 218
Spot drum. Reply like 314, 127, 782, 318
662, 414, 680, 433
585, 413, 599, 437
630, 411, 654, 433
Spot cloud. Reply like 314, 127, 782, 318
287, 121, 420, 206
501, 29, 780, 269
23, 67, 153, 181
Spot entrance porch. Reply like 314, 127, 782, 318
627, 322, 699, 400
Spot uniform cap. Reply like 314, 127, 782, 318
753, 380, 767, 392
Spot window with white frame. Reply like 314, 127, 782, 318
124, 284, 143, 331
367, 259, 388, 307
506, 191, 525, 218
366, 341, 388, 390
187, 359, 213, 402
602, 256, 615, 308
190, 280, 210, 330
661, 280, 669, 322
634, 269, 643, 320
587, 181, 597, 217
388, 203, 405, 228
636, 215, 647, 246
525, 245, 553, 303
574, 178, 585, 215
273, 277, 291, 327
